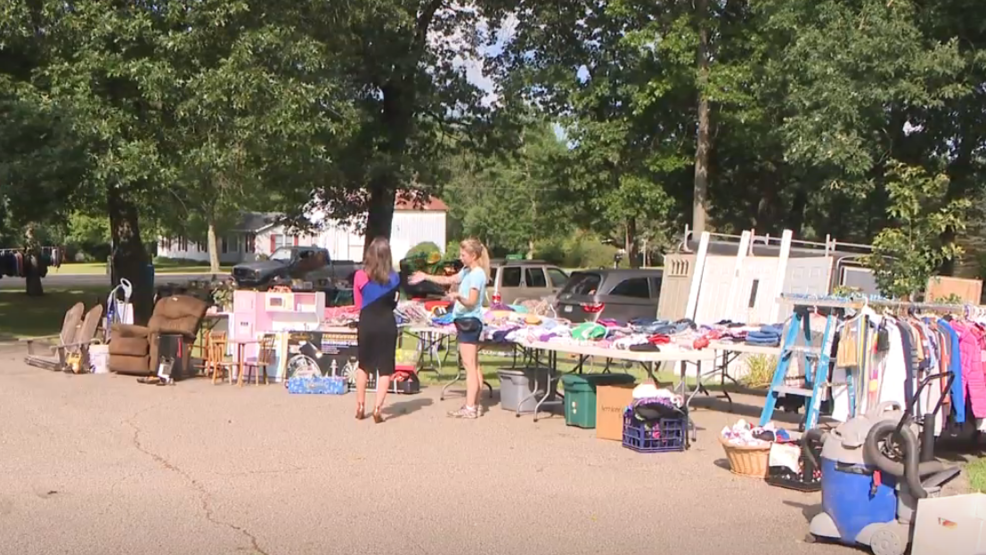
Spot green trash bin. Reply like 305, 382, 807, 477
561, 373, 636, 429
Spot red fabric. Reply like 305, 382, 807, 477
647, 334, 670, 345
693, 336, 710, 350
424, 300, 451, 312
293, 235, 299, 246
269, 235, 275, 253
353, 270, 369, 309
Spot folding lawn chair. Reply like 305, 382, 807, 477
21, 302, 84, 368
23, 305, 104, 373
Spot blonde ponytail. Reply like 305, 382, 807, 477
460, 237, 490, 278
478, 245, 491, 279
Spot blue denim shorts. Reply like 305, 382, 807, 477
454, 318, 483, 345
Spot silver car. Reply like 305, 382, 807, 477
487, 260, 570, 305
554, 269, 663, 323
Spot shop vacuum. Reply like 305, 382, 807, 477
803, 374, 960, 555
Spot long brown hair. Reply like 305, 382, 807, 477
363, 237, 393, 284
460, 238, 490, 278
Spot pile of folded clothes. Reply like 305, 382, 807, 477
745, 324, 784, 346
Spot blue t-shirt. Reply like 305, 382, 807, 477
453, 267, 487, 320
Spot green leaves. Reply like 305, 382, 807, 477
865, 161, 971, 299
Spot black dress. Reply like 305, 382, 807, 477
356, 271, 400, 376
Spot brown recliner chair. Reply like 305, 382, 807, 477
109, 295, 209, 376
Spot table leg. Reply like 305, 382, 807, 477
517, 347, 542, 419
531, 349, 567, 423
716, 351, 737, 412
238, 344, 245, 387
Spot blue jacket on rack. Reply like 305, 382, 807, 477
938, 320, 966, 424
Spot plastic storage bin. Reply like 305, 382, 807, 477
499, 367, 554, 413
561, 373, 636, 428
622, 410, 686, 453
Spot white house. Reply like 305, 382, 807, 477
156, 196, 448, 264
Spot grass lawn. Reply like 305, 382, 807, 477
53, 261, 232, 275
415, 346, 688, 389
0, 287, 107, 340
967, 458, 986, 492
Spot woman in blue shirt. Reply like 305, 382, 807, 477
410, 238, 490, 419
353, 238, 401, 423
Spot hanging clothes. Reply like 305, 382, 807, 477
952, 321, 986, 420
938, 319, 967, 423
895, 320, 916, 411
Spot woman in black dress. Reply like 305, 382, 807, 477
353, 237, 401, 423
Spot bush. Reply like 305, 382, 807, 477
444, 241, 461, 259
534, 234, 618, 269
532, 238, 566, 265
406, 241, 442, 260
570, 239, 619, 269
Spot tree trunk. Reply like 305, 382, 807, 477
363, 83, 409, 253
364, 179, 397, 253
787, 187, 808, 236
25, 255, 43, 296
23, 226, 43, 296
626, 217, 640, 269
207, 219, 220, 274
692, 0, 712, 235
108, 185, 153, 324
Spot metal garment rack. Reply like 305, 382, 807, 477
760, 294, 977, 428
777, 294, 978, 316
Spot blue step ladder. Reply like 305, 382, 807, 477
758, 307, 837, 430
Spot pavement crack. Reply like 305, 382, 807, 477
125, 413, 270, 555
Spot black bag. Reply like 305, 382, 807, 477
454, 318, 482, 334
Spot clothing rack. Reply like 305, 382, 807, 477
776, 292, 981, 445
779, 293, 977, 314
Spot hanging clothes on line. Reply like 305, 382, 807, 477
0, 248, 56, 278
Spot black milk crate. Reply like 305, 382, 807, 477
764, 447, 822, 492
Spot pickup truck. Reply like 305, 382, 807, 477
231, 246, 360, 291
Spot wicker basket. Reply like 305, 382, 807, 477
718, 436, 771, 478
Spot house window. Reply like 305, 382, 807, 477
221, 236, 238, 254
179, 237, 188, 251
272, 234, 292, 249
245, 233, 256, 253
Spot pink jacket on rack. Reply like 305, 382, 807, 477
953, 322, 986, 419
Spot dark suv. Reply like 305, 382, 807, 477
554, 269, 663, 323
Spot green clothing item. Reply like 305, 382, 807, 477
572, 322, 607, 341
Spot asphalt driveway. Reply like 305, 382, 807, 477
0, 346, 878, 555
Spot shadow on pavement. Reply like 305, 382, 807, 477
383, 398, 434, 420
782, 500, 823, 523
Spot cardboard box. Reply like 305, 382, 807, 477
596, 384, 636, 441
912, 492, 986, 555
